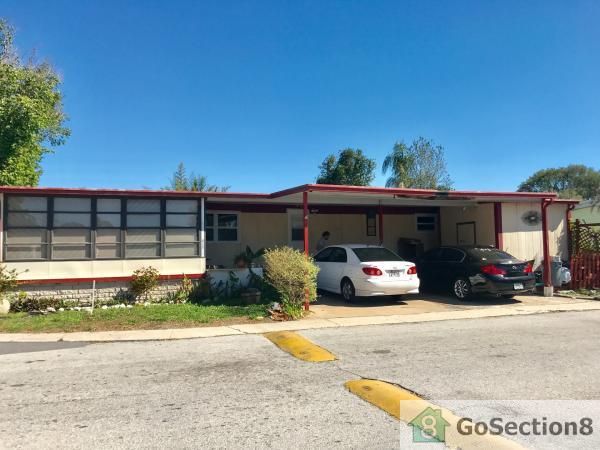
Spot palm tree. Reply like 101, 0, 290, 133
381, 142, 415, 188
382, 137, 453, 190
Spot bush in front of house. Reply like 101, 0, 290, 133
0, 264, 19, 314
9, 295, 62, 313
262, 246, 319, 319
164, 275, 194, 304
130, 266, 160, 301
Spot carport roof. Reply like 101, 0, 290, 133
0, 183, 578, 205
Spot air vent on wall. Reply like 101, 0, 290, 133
521, 210, 542, 226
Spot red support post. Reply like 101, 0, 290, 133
493, 202, 503, 250
566, 203, 575, 260
541, 199, 553, 296
303, 191, 310, 311
378, 204, 384, 245
303, 191, 309, 256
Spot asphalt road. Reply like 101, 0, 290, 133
2, 311, 600, 449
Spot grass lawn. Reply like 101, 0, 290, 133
0, 303, 270, 333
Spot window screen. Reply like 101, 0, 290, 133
53, 198, 91, 228
125, 229, 161, 258
97, 198, 121, 228
96, 229, 122, 259
52, 229, 92, 259
5, 197, 49, 260
5, 229, 48, 260
4, 195, 207, 262
417, 215, 436, 231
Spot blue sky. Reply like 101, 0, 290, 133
3, 0, 599, 192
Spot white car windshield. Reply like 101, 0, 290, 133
352, 247, 403, 262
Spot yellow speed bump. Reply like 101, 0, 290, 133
345, 379, 523, 449
264, 331, 336, 362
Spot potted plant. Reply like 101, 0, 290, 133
233, 246, 265, 269
232, 247, 266, 304
240, 287, 262, 305
0, 264, 19, 315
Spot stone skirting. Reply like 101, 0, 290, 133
14, 279, 184, 305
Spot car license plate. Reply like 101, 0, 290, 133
513, 283, 524, 290
387, 270, 403, 277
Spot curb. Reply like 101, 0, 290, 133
1, 300, 599, 343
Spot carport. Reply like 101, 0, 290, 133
203, 183, 577, 309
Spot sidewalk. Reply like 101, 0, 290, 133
1, 297, 598, 343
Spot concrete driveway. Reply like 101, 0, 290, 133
309, 291, 585, 319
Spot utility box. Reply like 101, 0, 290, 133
397, 238, 424, 262
551, 256, 571, 287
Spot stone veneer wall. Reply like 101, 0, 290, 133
15, 280, 183, 305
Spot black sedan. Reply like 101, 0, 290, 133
418, 246, 535, 300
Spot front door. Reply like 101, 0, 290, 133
457, 222, 476, 245
287, 209, 304, 250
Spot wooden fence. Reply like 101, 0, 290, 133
570, 253, 600, 290
570, 220, 600, 254
570, 221, 600, 289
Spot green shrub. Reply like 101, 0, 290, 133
0, 264, 19, 299
189, 276, 212, 303
164, 275, 194, 304
262, 246, 319, 319
130, 266, 160, 301
10, 296, 61, 312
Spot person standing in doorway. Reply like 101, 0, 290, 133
316, 231, 330, 252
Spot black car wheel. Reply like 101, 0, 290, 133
452, 277, 471, 300
501, 294, 515, 299
341, 279, 356, 303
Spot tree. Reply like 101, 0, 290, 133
517, 165, 600, 199
382, 137, 453, 190
316, 148, 376, 186
0, 19, 70, 185
165, 162, 230, 192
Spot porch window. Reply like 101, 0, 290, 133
165, 200, 199, 257
126, 229, 161, 258
3, 195, 206, 261
51, 197, 92, 259
4, 196, 49, 260
125, 199, 161, 258
205, 212, 239, 242
96, 198, 122, 259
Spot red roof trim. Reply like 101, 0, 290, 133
17, 273, 204, 285
0, 186, 270, 199
0, 183, 560, 201
275, 183, 560, 199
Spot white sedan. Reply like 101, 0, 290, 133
313, 244, 420, 302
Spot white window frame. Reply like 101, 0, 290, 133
205, 211, 240, 243
415, 214, 438, 232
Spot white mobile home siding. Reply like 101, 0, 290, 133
439, 203, 496, 247
502, 202, 568, 264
